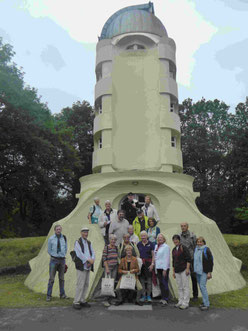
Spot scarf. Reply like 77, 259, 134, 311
194, 245, 206, 275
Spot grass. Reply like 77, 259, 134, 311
0, 234, 248, 308
0, 274, 73, 308
0, 236, 46, 268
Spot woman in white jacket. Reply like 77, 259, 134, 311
150, 233, 170, 306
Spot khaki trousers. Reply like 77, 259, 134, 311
175, 269, 190, 306
73, 269, 90, 304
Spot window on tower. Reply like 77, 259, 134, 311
98, 137, 102, 149
126, 44, 145, 50
170, 103, 174, 112
171, 136, 176, 148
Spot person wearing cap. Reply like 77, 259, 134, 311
141, 195, 160, 223
88, 197, 102, 224
121, 192, 138, 225
98, 200, 117, 245
73, 227, 95, 310
132, 210, 149, 240
46, 224, 68, 302
108, 210, 129, 246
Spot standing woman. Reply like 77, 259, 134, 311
147, 218, 160, 244
102, 234, 118, 307
172, 234, 191, 310
150, 234, 170, 306
194, 236, 213, 311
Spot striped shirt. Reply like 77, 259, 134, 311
102, 245, 118, 269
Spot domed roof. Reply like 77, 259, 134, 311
100, 2, 167, 40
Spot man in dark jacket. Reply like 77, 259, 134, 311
121, 192, 138, 225
179, 222, 198, 301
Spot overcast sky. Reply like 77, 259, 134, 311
0, 0, 248, 113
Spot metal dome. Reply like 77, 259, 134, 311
100, 2, 167, 40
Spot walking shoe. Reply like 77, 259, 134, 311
199, 303, 204, 308
179, 305, 189, 310
174, 302, 182, 308
46, 296, 51, 302
200, 305, 209, 311
60, 294, 68, 299
192, 297, 198, 302
103, 301, 110, 307
161, 300, 168, 307
114, 301, 123, 306
146, 295, 152, 303
135, 301, 143, 306
140, 295, 146, 303
73, 303, 81, 310
80, 302, 91, 308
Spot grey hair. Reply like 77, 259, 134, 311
140, 231, 148, 237
109, 234, 117, 241
105, 200, 112, 205
128, 225, 134, 230
54, 224, 62, 230
94, 197, 100, 202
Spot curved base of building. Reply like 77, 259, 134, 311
25, 171, 246, 299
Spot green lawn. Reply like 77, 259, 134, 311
0, 236, 46, 268
0, 234, 248, 308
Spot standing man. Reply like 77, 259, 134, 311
98, 200, 117, 244
47, 224, 67, 301
141, 195, 160, 222
128, 225, 139, 245
108, 210, 129, 246
179, 222, 198, 301
88, 197, 102, 224
133, 210, 149, 240
121, 192, 138, 225
73, 228, 95, 310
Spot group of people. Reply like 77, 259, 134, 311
46, 193, 213, 312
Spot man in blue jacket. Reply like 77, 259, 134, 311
46, 224, 67, 301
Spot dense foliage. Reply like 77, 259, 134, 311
0, 38, 247, 237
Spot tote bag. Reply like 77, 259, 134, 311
101, 276, 115, 297
120, 273, 136, 290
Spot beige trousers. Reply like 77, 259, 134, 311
175, 269, 190, 306
73, 269, 90, 304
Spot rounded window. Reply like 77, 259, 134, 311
126, 44, 145, 50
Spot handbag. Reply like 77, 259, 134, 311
101, 276, 115, 297
136, 257, 143, 275
152, 281, 161, 298
120, 273, 136, 290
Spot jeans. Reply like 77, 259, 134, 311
196, 272, 209, 307
47, 257, 65, 297
157, 269, 170, 301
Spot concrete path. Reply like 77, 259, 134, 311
0, 303, 248, 331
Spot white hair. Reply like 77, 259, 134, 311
94, 197, 100, 202
105, 200, 112, 205
140, 231, 148, 237
109, 234, 117, 240
128, 225, 134, 230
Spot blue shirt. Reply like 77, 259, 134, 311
137, 240, 155, 259
48, 234, 67, 258
74, 238, 95, 271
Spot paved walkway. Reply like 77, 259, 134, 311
0, 303, 248, 331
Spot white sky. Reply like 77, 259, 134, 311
1, 0, 248, 112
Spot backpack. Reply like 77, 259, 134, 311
63, 235, 67, 243
88, 205, 96, 219
203, 247, 213, 262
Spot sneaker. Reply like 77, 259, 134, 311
199, 303, 204, 308
140, 295, 146, 303
73, 303, 81, 310
200, 305, 209, 311
80, 302, 91, 308
179, 305, 189, 310
103, 301, 110, 307
146, 295, 152, 303
114, 301, 123, 306
161, 300, 168, 307
46, 296, 51, 302
60, 294, 68, 299
135, 301, 143, 306
174, 302, 182, 308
